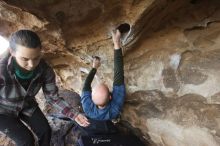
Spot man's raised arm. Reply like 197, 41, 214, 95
82, 57, 100, 92
112, 29, 124, 86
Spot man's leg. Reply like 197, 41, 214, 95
0, 114, 35, 146
20, 107, 51, 146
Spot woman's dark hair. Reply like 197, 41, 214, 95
9, 29, 42, 51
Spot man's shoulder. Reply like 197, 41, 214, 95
112, 84, 126, 97
81, 91, 92, 97
113, 84, 126, 90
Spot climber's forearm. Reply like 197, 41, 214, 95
82, 68, 97, 92
113, 48, 124, 85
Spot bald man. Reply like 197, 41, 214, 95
81, 29, 126, 120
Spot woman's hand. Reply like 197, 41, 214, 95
74, 113, 90, 127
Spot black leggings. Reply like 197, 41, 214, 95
0, 107, 51, 146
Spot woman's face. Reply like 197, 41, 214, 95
11, 45, 42, 71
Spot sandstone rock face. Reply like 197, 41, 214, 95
1, 0, 220, 145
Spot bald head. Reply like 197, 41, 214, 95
92, 83, 110, 107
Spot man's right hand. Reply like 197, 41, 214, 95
92, 56, 101, 69
112, 29, 121, 50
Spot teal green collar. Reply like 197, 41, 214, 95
13, 59, 35, 80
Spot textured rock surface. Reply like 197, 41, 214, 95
1, 0, 220, 145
